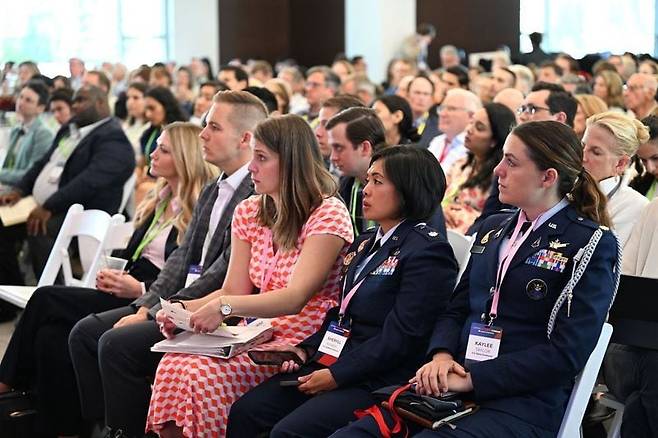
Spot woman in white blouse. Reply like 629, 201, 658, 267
582, 111, 649, 246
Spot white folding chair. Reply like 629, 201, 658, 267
119, 172, 137, 217
446, 230, 473, 284
0, 204, 125, 308
557, 323, 614, 438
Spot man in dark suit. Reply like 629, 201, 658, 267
0, 85, 134, 319
327, 107, 386, 237
68, 90, 267, 437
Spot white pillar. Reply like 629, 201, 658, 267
167, 0, 220, 73
345, 0, 416, 84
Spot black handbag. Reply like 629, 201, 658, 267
356, 384, 478, 437
0, 390, 37, 438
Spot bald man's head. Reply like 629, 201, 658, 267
493, 87, 524, 119
624, 73, 658, 116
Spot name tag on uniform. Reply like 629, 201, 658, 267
184, 264, 202, 288
48, 165, 64, 183
316, 321, 350, 366
464, 323, 503, 366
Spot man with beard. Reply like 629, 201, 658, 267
0, 85, 134, 320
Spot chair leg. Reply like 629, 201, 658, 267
607, 409, 623, 438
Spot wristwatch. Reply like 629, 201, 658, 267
219, 298, 232, 317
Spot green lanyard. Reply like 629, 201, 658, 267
131, 196, 173, 262
57, 135, 78, 160
647, 179, 657, 200
143, 129, 159, 166
350, 180, 375, 236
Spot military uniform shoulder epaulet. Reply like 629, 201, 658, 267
566, 208, 599, 230
413, 223, 441, 240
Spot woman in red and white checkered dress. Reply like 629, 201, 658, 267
147, 115, 354, 438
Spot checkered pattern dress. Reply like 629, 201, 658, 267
146, 196, 353, 437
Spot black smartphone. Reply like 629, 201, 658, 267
279, 379, 301, 387
248, 350, 303, 366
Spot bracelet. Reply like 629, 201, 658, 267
170, 299, 186, 310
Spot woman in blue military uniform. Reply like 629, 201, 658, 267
226, 146, 459, 438
333, 120, 621, 437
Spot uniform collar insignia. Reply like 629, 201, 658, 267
480, 229, 494, 244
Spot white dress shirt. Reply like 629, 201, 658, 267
200, 162, 250, 265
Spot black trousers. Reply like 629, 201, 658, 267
69, 305, 164, 435
226, 364, 376, 438
604, 343, 658, 438
0, 214, 65, 286
0, 285, 131, 436
330, 406, 554, 438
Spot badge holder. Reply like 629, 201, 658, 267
184, 264, 202, 288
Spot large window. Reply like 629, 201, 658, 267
520, 0, 655, 57
0, 0, 169, 76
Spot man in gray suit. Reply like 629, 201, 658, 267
68, 91, 268, 437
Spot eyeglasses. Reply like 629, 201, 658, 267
437, 105, 470, 114
623, 84, 645, 92
305, 81, 325, 89
516, 104, 551, 115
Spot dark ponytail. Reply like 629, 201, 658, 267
512, 121, 611, 228
568, 170, 611, 228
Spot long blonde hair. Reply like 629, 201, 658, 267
255, 115, 337, 250
134, 122, 218, 243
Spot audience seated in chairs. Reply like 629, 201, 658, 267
226, 146, 459, 438
0, 85, 135, 321
67, 91, 266, 437
3, 46, 658, 437
147, 115, 353, 438
0, 121, 213, 437
332, 121, 620, 437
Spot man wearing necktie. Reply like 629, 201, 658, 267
0, 86, 134, 322
0, 80, 53, 189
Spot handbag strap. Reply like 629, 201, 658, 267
354, 384, 411, 438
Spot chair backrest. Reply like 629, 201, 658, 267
119, 172, 137, 214
557, 322, 613, 438
37, 204, 125, 288
446, 230, 473, 283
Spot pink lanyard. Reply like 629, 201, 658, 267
338, 277, 366, 324
488, 211, 540, 324
260, 229, 280, 292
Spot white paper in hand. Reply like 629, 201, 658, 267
159, 298, 257, 338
